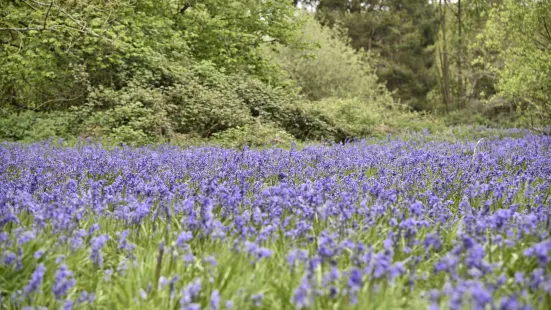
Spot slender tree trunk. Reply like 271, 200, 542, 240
439, 0, 453, 112
457, 0, 464, 109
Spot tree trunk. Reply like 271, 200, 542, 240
457, 0, 464, 109
439, 0, 453, 112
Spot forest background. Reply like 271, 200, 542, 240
1, 0, 550, 147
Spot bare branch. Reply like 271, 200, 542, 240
21, 0, 40, 11
43, 1, 54, 30
27, 0, 52, 6
52, 3, 96, 35
0, 39, 20, 49
518, 28, 548, 50
0, 27, 57, 32
38, 94, 84, 108
178, 1, 197, 15
178, 3, 191, 14
541, 17, 551, 42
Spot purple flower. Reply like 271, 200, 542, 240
69, 229, 87, 251
23, 263, 46, 296
17, 230, 36, 245
514, 272, 524, 284
499, 295, 519, 310
53, 264, 75, 300
63, 300, 74, 310
117, 230, 135, 255
183, 304, 201, 310
524, 239, 551, 267
225, 300, 234, 310
139, 288, 148, 300
409, 201, 425, 217
292, 276, 312, 309
243, 241, 272, 262
423, 233, 442, 251
251, 293, 263, 307
176, 231, 193, 248
428, 289, 440, 310
78, 290, 95, 304
389, 262, 405, 282
348, 268, 362, 289
88, 223, 101, 236
287, 249, 309, 271
3, 252, 16, 265
183, 254, 195, 266
56, 255, 66, 264
33, 250, 45, 259
210, 290, 220, 310
90, 234, 110, 267
317, 231, 338, 258
471, 282, 492, 310
180, 278, 202, 307
203, 255, 217, 267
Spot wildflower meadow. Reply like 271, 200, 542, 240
1, 131, 551, 309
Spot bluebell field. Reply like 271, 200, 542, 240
1, 131, 551, 309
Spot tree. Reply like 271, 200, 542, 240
427, 0, 504, 114
438, 0, 453, 112
486, 0, 551, 130
457, 0, 464, 109
266, 14, 392, 104
313, 0, 439, 111
0, 0, 301, 112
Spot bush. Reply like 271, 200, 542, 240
265, 14, 393, 105
299, 97, 446, 137
72, 85, 173, 145
444, 109, 489, 127
167, 78, 252, 138
0, 109, 73, 142
211, 123, 295, 148
233, 78, 350, 141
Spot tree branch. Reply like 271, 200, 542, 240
0, 39, 21, 48
27, 0, 53, 6
38, 94, 84, 108
179, 3, 191, 14
178, 0, 198, 15
541, 17, 551, 42
20, 0, 40, 11
0, 27, 57, 32
43, 1, 54, 30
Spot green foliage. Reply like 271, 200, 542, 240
487, 0, 551, 130
0, 0, 192, 112
314, 0, 439, 110
75, 85, 173, 145
1, 0, 366, 146
300, 98, 381, 136
167, 78, 252, 138
444, 109, 489, 127
266, 15, 392, 104
177, 0, 302, 80
0, 109, 73, 142
211, 122, 295, 148
5, 0, 533, 146
299, 97, 445, 137
234, 78, 350, 141
0, 0, 300, 110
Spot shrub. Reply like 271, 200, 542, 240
167, 79, 252, 138
0, 109, 73, 142
265, 14, 393, 105
73, 85, 173, 145
233, 78, 350, 141
211, 122, 295, 148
